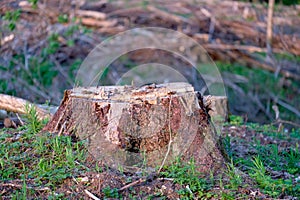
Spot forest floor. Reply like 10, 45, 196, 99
0, 112, 299, 199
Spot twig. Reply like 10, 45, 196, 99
272, 105, 280, 120
74, 161, 91, 171
270, 94, 300, 118
97, 25, 125, 34
84, 189, 100, 200
251, 93, 273, 119
157, 95, 173, 174
157, 177, 174, 181
118, 178, 145, 191
276, 99, 300, 118
273, 119, 300, 128
16, 113, 24, 126
57, 121, 67, 136
186, 185, 195, 199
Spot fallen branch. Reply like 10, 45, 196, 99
240, 53, 300, 81
79, 18, 118, 28
0, 94, 53, 120
97, 26, 125, 34
275, 98, 300, 118
75, 10, 106, 20
203, 43, 287, 54
273, 119, 300, 128
118, 178, 145, 191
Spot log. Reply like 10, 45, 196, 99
43, 82, 225, 172
0, 94, 53, 121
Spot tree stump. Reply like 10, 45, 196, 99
43, 82, 225, 172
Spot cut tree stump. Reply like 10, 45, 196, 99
43, 82, 226, 172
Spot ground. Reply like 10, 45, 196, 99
0, 111, 299, 199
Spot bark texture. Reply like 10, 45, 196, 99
43, 82, 225, 172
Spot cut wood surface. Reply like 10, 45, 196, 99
43, 83, 226, 172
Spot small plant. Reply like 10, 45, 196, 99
222, 135, 233, 159
102, 186, 120, 199
160, 157, 213, 198
285, 146, 300, 175
229, 115, 243, 126
2, 9, 21, 31
249, 156, 297, 197
43, 33, 60, 56
58, 14, 69, 23
24, 103, 46, 134
28, 0, 39, 8
225, 160, 243, 190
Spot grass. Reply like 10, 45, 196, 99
0, 106, 89, 198
160, 157, 215, 199
0, 106, 299, 199
224, 115, 300, 198
0, 104, 300, 199
225, 159, 243, 190
2, 42, 297, 200
1, 9, 21, 31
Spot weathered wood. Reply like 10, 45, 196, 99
205, 95, 228, 124
43, 83, 225, 172
0, 94, 52, 120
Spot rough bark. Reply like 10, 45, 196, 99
43, 82, 226, 172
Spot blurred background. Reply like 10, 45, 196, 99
1, 0, 299, 125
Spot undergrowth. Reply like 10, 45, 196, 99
0, 106, 88, 198
224, 115, 300, 198
218, 61, 300, 123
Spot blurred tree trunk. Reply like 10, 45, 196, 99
266, 0, 275, 63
